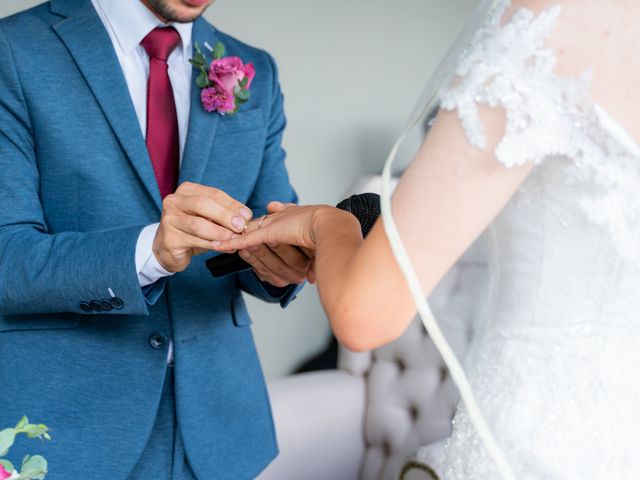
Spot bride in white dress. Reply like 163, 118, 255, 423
217, 0, 640, 477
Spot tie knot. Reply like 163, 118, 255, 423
141, 27, 181, 62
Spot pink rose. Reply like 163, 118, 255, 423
0, 465, 12, 480
243, 63, 256, 90
208, 57, 255, 97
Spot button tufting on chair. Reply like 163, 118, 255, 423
340, 236, 489, 480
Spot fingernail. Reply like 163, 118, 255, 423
240, 208, 253, 220
232, 216, 246, 231
239, 250, 250, 259
248, 246, 259, 253
213, 240, 222, 247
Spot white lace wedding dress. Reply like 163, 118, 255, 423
436, 2, 640, 479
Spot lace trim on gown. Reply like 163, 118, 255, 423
439, 0, 640, 262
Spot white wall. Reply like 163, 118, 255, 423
205, 0, 477, 379
0, 0, 477, 378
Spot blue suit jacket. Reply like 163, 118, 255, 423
0, 1, 301, 478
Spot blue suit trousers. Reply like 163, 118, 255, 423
128, 368, 197, 480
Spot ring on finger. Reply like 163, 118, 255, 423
258, 215, 267, 229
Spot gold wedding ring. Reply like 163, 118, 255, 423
241, 222, 249, 235
258, 215, 267, 229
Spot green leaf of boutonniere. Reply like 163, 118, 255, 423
238, 77, 249, 89
213, 41, 226, 60
188, 58, 204, 69
196, 72, 210, 89
235, 88, 251, 102
191, 44, 209, 69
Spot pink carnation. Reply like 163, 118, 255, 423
208, 57, 255, 99
0, 465, 12, 480
200, 87, 235, 114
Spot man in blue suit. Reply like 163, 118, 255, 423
0, 0, 309, 478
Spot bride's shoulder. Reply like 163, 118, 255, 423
503, 0, 622, 49
484, 0, 616, 78
439, 0, 608, 164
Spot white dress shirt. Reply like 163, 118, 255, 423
92, 0, 196, 363
91, 0, 193, 288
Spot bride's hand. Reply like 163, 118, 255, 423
215, 201, 329, 253
214, 201, 359, 258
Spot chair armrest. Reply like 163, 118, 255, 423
258, 371, 367, 480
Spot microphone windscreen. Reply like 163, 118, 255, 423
336, 193, 381, 237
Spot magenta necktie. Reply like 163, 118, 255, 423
141, 27, 181, 199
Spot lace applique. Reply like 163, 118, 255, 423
440, 0, 640, 262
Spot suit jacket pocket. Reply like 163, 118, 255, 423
217, 109, 265, 135
231, 294, 252, 327
0, 313, 81, 333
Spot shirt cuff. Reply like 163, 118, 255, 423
136, 223, 175, 287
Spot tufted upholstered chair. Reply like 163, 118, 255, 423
258, 232, 489, 480
256, 174, 489, 479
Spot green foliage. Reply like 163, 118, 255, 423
0, 429, 16, 457
196, 72, 210, 89
213, 41, 226, 60
234, 86, 251, 105
0, 459, 14, 472
190, 43, 208, 68
19, 455, 48, 480
0, 418, 51, 479
14, 418, 27, 432
190, 43, 211, 88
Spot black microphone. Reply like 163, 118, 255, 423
206, 193, 381, 278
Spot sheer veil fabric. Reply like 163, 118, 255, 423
383, 0, 640, 478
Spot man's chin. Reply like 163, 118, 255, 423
173, 0, 212, 22
169, 11, 205, 23
143, 0, 212, 24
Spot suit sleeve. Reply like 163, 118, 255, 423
237, 52, 303, 308
0, 26, 151, 317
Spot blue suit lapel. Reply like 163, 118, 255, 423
179, 18, 221, 186
51, 0, 163, 212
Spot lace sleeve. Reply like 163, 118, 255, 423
439, 1, 590, 168
438, 1, 640, 263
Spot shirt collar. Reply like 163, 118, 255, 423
94, 0, 193, 57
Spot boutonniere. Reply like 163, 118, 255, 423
190, 41, 255, 116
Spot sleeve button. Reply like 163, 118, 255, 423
110, 297, 124, 310
100, 299, 114, 311
80, 302, 92, 312
89, 300, 103, 311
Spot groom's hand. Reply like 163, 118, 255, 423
238, 243, 311, 288
153, 182, 253, 273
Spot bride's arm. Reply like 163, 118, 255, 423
317, 107, 531, 350
221, 105, 532, 351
